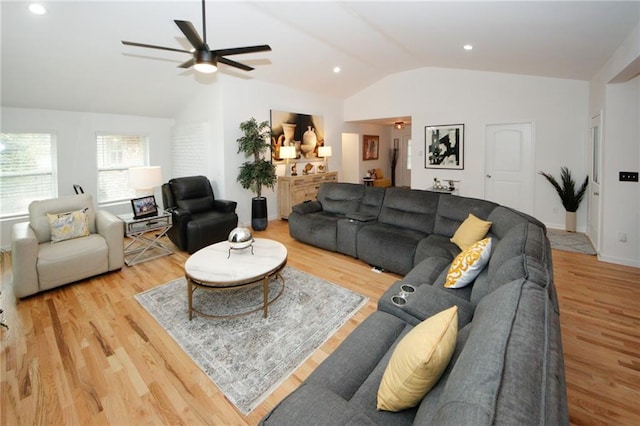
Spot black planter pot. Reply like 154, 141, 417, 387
251, 197, 268, 231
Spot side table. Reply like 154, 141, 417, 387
118, 212, 173, 266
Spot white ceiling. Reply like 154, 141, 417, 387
2, 1, 639, 118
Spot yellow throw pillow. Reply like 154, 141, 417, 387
450, 214, 492, 250
47, 208, 90, 243
377, 306, 458, 412
445, 238, 492, 289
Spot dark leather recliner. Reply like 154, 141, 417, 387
161, 176, 238, 254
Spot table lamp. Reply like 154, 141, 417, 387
128, 166, 162, 196
280, 146, 297, 176
318, 146, 332, 172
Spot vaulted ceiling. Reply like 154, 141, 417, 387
2, 1, 639, 118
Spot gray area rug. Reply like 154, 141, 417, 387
135, 266, 367, 415
547, 229, 597, 255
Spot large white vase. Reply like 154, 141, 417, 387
301, 126, 317, 158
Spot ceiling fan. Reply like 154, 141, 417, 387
121, 0, 271, 74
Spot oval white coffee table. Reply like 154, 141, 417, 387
184, 238, 287, 320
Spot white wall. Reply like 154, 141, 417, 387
600, 78, 639, 266
0, 107, 174, 248
345, 67, 589, 231
173, 75, 344, 226
589, 21, 640, 267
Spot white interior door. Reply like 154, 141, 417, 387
485, 123, 534, 214
587, 113, 602, 252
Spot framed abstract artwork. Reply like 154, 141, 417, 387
425, 124, 464, 169
362, 135, 379, 161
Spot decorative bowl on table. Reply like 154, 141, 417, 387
228, 227, 254, 249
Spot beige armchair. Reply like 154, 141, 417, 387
11, 194, 124, 298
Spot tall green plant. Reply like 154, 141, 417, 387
539, 167, 589, 212
236, 118, 277, 198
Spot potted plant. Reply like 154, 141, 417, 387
237, 118, 277, 231
539, 167, 588, 232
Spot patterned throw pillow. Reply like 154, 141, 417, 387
444, 238, 492, 289
377, 306, 458, 412
47, 208, 90, 243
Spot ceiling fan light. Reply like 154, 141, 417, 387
194, 50, 217, 73
194, 62, 217, 73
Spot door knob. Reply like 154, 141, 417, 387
594, 191, 599, 196
486, 174, 492, 178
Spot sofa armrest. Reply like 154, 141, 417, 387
378, 281, 475, 327
292, 200, 322, 215
11, 222, 40, 299
96, 210, 125, 271
213, 199, 237, 214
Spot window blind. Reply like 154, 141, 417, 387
0, 132, 57, 216
96, 134, 148, 203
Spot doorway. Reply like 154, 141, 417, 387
484, 123, 534, 215
341, 133, 360, 184
587, 113, 602, 253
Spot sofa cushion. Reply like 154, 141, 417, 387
378, 188, 439, 234
358, 186, 385, 217
433, 195, 497, 237
260, 382, 379, 425
444, 238, 492, 289
37, 234, 108, 290
169, 175, 216, 214
414, 234, 459, 266
404, 256, 453, 287
450, 214, 492, 250
47, 207, 90, 242
357, 223, 426, 275
288, 212, 341, 252
378, 306, 458, 412
29, 194, 97, 243
317, 182, 364, 215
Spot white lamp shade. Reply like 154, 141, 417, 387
280, 146, 297, 159
128, 166, 162, 191
318, 146, 332, 157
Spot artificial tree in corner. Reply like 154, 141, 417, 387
237, 117, 277, 231
539, 166, 588, 233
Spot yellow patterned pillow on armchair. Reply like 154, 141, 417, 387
444, 238, 492, 289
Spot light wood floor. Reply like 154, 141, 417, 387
1, 220, 639, 425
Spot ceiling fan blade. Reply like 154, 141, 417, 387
213, 45, 272, 57
174, 20, 206, 51
218, 56, 254, 71
178, 58, 195, 69
122, 40, 191, 54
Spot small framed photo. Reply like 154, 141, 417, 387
425, 124, 464, 169
363, 135, 379, 161
131, 195, 158, 219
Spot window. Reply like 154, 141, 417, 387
96, 134, 149, 203
0, 132, 57, 217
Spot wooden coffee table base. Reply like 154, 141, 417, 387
187, 268, 285, 320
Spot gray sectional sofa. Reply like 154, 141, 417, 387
262, 183, 568, 425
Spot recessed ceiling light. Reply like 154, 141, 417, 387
463, 44, 473, 51
333, 66, 341, 74
29, 3, 47, 15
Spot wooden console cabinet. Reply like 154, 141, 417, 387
278, 172, 338, 219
